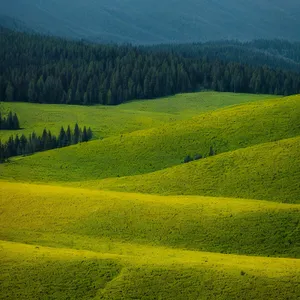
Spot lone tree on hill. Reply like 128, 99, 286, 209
209, 146, 215, 156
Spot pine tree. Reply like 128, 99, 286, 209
81, 126, 88, 142
66, 125, 72, 146
28, 79, 37, 102
7, 112, 13, 129
12, 113, 20, 129
106, 90, 113, 105
19, 134, 27, 154
5, 82, 14, 102
42, 129, 48, 150
60, 91, 67, 104
209, 146, 215, 156
0, 140, 5, 162
87, 127, 93, 141
73, 123, 80, 144
58, 126, 67, 147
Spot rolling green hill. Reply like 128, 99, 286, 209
1, 182, 299, 257
91, 136, 300, 203
2, 240, 299, 300
0, 92, 274, 142
1, 95, 299, 183
1, 182, 300, 299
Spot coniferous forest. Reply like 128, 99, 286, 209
1, 27, 300, 106
0, 124, 92, 162
0, 111, 20, 130
147, 40, 300, 73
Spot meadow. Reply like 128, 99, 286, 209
0, 92, 274, 142
0, 92, 299, 299
1, 94, 298, 183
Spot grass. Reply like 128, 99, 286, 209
0, 91, 275, 142
1, 182, 299, 258
1, 95, 299, 183
1, 240, 300, 299
1, 92, 300, 299
91, 136, 300, 203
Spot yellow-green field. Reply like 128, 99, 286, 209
0, 92, 299, 299
0, 92, 275, 142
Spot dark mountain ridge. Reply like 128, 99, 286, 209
1, 0, 300, 44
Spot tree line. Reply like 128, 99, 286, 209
0, 124, 93, 163
0, 111, 20, 130
147, 39, 300, 73
1, 27, 300, 106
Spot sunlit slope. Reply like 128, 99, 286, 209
0, 92, 273, 142
93, 136, 300, 203
1, 240, 300, 300
1, 95, 299, 183
1, 182, 299, 257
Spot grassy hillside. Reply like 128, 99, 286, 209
1, 182, 299, 257
1, 93, 300, 299
1, 95, 299, 183
0, 92, 274, 142
92, 136, 300, 203
0, 181, 299, 299
1, 240, 299, 300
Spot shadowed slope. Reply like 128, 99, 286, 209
92, 136, 300, 203
1, 239, 300, 300
1, 182, 299, 257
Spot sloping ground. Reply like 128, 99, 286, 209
1, 94, 300, 299
0, 92, 274, 142
1, 233, 300, 299
90, 136, 300, 203
1, 95, 299, 183
1, 182, 299, 257
1, 240, 300, 299
1, 182, 300, 298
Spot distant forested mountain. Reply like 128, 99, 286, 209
147, 40, 300, 73
1, 28, 300, 106
0, 0, 300, 44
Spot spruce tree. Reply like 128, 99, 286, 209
7, 112, 13, 129
58, 126, 66, 147
5, 82, 14, 102
19, 134, 27, 154
81, 126, 88, 142
12, 113, 20, 129
87, 127, 93, 141
66, 125, 72, 146
209, 146, 215, 156
42, 129, 48, 150
73, 123, 80, 144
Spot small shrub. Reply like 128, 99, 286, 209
183, 155, 193, 163
194, 154, 202, 160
